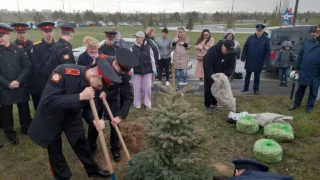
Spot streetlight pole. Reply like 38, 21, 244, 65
293, 0, 299, 26
17, 0, 22, 21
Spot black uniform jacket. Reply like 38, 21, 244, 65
28, 64, 89, 148
30, 39, 55, 94
99, 43, 119, 56
0, 44, 32, 105
203, 40, 236, 79
227, 170, 294, 180
12, 39, 33, 57
45, 38, 75, 76
82, 64, 133, 123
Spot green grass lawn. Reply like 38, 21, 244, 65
0, 95, 319, 180
10, 26, 251, 57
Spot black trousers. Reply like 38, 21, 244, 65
1, 102, 32, 140
294, 84, 318, 110
47, 131, 99, 180
85, 110, 103, 153
31, 93, 41, 111
243, 71, 261, 91
158, 58, 171, 81
204, 76, 217, 107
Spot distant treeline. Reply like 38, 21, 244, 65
1, 10, 319, 25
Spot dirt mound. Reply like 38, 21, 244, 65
95, 122, 146, 170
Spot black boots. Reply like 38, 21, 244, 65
87, 167, 110, 179
279, 81, 288, 87
288, 104, 300, 111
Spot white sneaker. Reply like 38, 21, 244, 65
178, 82, 183, 86
135, 106, 141, 109
182, 82, 188, 85
166, 81, 170, 86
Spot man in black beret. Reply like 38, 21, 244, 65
99, 31, 119, 56
83, 48, 139, 162
0, 23, 32, 145
28, 56, 121, 179
45, 22, 77, 75
30, 22, 56, 110
227, 159, 293, 180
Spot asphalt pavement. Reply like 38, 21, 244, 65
153, 57, 300, 97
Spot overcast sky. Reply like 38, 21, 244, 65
2, 0, 319, 13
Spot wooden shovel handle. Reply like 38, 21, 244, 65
89, 99, 114, 174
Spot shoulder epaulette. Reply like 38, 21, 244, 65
33, 41, 41, 45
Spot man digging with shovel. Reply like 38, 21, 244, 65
82, 48, 139, 162
28, 57, 121, 179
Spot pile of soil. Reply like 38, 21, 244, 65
95, 122, 146, 170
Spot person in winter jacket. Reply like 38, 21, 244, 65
272, 41, 296, 87
170, 27, 192, 85
131, 31, 157, 108
288, 25, 320, 114
203, 40, 236, 113
78, 36, 101, 66
241, 24, 271, 95
156, 28, 172, 86
145, 27, 160, 82
223, 29, 241, 81
195, 29, 214, 85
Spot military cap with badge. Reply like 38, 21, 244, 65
38, 22, 55, 33
10, 22, 29, 34
0, 23, 14, 37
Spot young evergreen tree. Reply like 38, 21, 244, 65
124, 85, 216, 180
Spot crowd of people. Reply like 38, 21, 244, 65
0, 20, 319, 179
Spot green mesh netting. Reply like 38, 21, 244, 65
253, 139, 283, 164
264, 123, 294, 142
236, 116, 259, 134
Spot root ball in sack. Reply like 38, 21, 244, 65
253, 139, 283, 164
264, 123, 294, 142
236, 116, 259, 134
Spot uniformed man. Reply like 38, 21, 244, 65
227, 159, 293, 180
0, 23, 32, 145
241, 24, 271, 95
28, 57, 122, 179
45, 22, 76, 75
99, 31, 119, 56
10, 22, 33, 57
83, 48, 138, 162
30, 22, 55, 110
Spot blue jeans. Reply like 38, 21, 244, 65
278, 67, 289, 82
176, 69, 187, 83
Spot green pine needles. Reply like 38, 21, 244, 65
124, 85, 216, 180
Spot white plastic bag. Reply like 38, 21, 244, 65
211, 73, 236, 112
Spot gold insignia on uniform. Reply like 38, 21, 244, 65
33, 41, 41, 45
51, 72, 62, 83
65, 68, 80, 76
63, 54, 70, 60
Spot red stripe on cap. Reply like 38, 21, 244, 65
97, 66, 112, 85
61, 27, 74, 32
119, 63, 130, 71
13, 26, 27, 31
0, 29, 9, 33
40, 25, 53, 30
